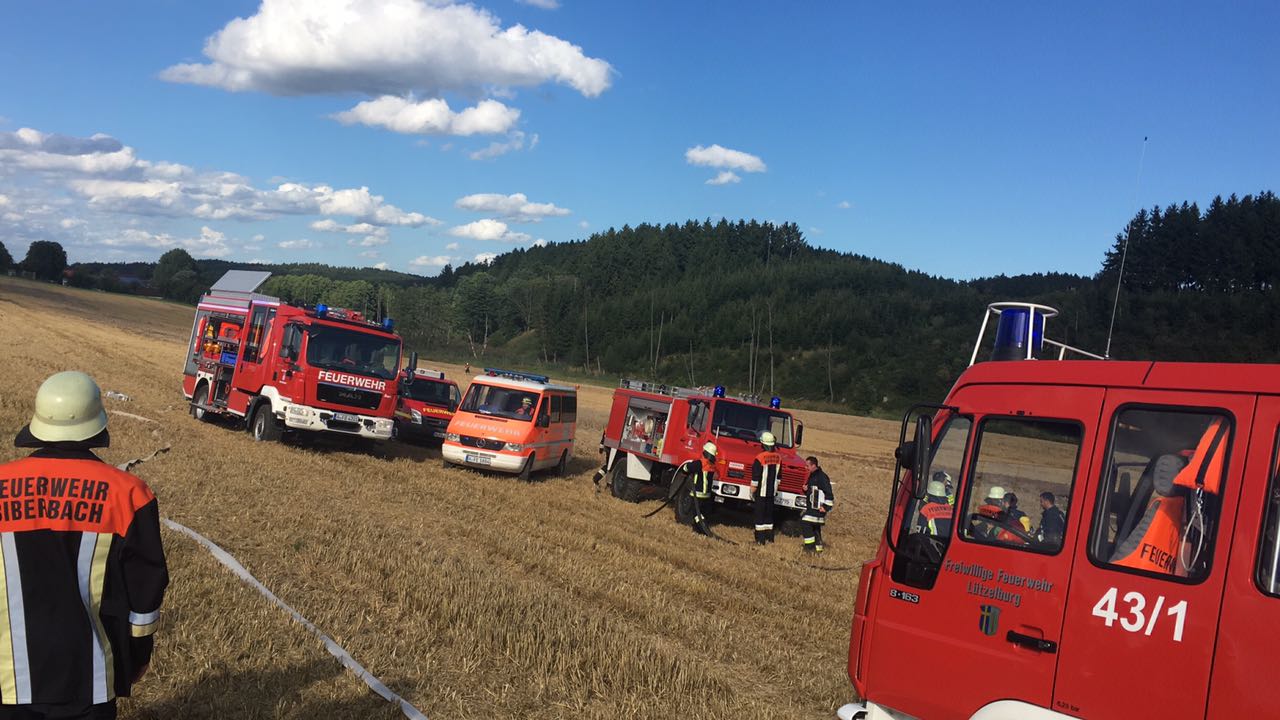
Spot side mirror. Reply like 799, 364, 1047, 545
409, 351, 419, 372
537, 414, 550, 428
795, 421, 804, 447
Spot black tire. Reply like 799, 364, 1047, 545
518, 453, 534, 482
673, 492, 698, 525
250, 403, 282, 442
610, 456, 644, 503
555, 450, 569, 477
190, 383, 211, 423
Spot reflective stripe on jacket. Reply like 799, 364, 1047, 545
752, 451, 781, 499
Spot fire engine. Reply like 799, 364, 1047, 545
840, 302, 1280, 720
394, 368, 461, 444
600, 379, 809, 523
182, 270, 410, 442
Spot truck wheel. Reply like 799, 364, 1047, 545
190, 383, 211, 423
610, 457, 644, 503
518, 453, 535, 482
251, 404, 282, 442
555, 450, 569, 477
673, 492, 698, 525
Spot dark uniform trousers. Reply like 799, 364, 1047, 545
752, 451, 781, 544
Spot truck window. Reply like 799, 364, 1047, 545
711, 401, 793, 447
562, 395, 577, 423
687, 401, 708, 433
1256, 429, 1280, 597
960, 418, 1082, 554
243, 306, 274, 363
1089, 408, 1230, 582
901, 417, 971, 542
306, 326, 400, 380
550, 395, 563, 423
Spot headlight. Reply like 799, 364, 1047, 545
411, 409, 422, 423
503, 442, 524, 451
445, 433, 460, 442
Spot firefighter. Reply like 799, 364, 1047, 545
0, 371, 168, 719
1037, 491, 1066, 546
800, 456, 834, 552
515, 397, 534, 417
915, 475, 954, 537
688, 442, 718, 535
752, 431, 782, 544
975, 486, 1006, 541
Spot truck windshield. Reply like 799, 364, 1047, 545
404, 379, 456, 406
459, 383, 539, 422
306, 326, 400, 380
711, 401, 793, 447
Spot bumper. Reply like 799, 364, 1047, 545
441, 442, 527, 473
710, 481, 808, 509
282, 402, 394, 440
396, 418, 449, 441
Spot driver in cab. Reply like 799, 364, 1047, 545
515, 397, 535, 418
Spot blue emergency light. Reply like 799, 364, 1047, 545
316, 303, 329, 317
992, 306, 1045, 361
713, 385, 726, 398
382, 317, 394, 331
770, 396, 782, 409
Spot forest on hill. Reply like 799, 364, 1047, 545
32, 190, 1280, 415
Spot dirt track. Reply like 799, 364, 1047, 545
0, 277, 899, 719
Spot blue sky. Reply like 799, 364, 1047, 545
0, 1, 1276, 279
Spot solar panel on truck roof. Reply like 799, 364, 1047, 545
210, 270, 272, 296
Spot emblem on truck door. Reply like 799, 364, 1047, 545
979, 605, 1001, 636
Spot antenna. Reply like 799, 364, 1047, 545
1104, 135, 1149, 359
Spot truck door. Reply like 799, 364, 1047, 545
870, 384, 1102, 719
1206, 395, 1280, 719
232, 303, 276, 397
273, 322, 305, 404
1053, 390, 1253, 719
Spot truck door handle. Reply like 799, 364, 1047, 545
1006, 630, 1057, 653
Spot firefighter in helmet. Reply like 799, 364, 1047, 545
800, 456, 835, 553
752, 431, 782, 544
688, 442, 718, 535
915, 471, 954, 537
0, 371, 169, 719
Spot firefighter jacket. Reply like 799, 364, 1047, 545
801, 468, 835, 524
751, 450, 781, 500
0, 447, 168, 707
915, 496, 952, 536
689, 457, 714, 500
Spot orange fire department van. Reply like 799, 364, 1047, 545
441, 368, 577, 480
841, 302, 1280, 720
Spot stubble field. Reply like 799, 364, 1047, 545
0, 277, 900, 720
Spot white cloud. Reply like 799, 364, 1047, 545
578, 220, 589, 230
470, 131, 537, 160
532, 238, 547, 247
160, 0, 612, 98
454, 192, 569, 222
445, 242, 459, 251
685, 144, 766, 173
837, 200, 851, 209
310, 219, 389, 237
0, 195, 9, 206
348, 235, 389, 247
448, 218, 531, 243
334, 97, 519, 136
310, 219, 341, 232
59, 218, 85, 229
473, 252, 498, 265
360, 249, 380, 258
278, 238, 316, 250
373, 262, 389, 270
706, 171, 741, 186
91, 225, 233, 258
517, 0, 560, 8
410, 254, 452, 268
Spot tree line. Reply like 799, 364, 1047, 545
8, 189, 1277, 414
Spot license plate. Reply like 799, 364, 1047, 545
432, 430, 446, 438
465, 454, 492, 465
333, 412, 358, 423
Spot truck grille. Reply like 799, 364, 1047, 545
460, 435, 505, 450
780, 466, 807, 494
316, 382, 382, 411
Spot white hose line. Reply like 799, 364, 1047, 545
162, 519, 428, 720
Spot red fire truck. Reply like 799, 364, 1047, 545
182, 270, 410, 442
600, 379, 809, 523
841, 302, 1280, 720
394, 368, 461, 444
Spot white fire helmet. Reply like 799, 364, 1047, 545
926, 479, 947, 497
26, 371, 108, 443
985, 486, 1007, 502
760, 431, 777, 447
702, 442, 718, 457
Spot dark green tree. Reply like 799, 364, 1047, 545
0, 240, 13, 271
21, 240, 67, 281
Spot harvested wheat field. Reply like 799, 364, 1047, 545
0, 276, 902, 720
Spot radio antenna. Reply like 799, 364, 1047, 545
1104, 136, 1149, 359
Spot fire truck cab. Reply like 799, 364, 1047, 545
600, 380, 809, 521
394, 368, 461, 444
183, 271, 405, 443
842, 302, 1280, 720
